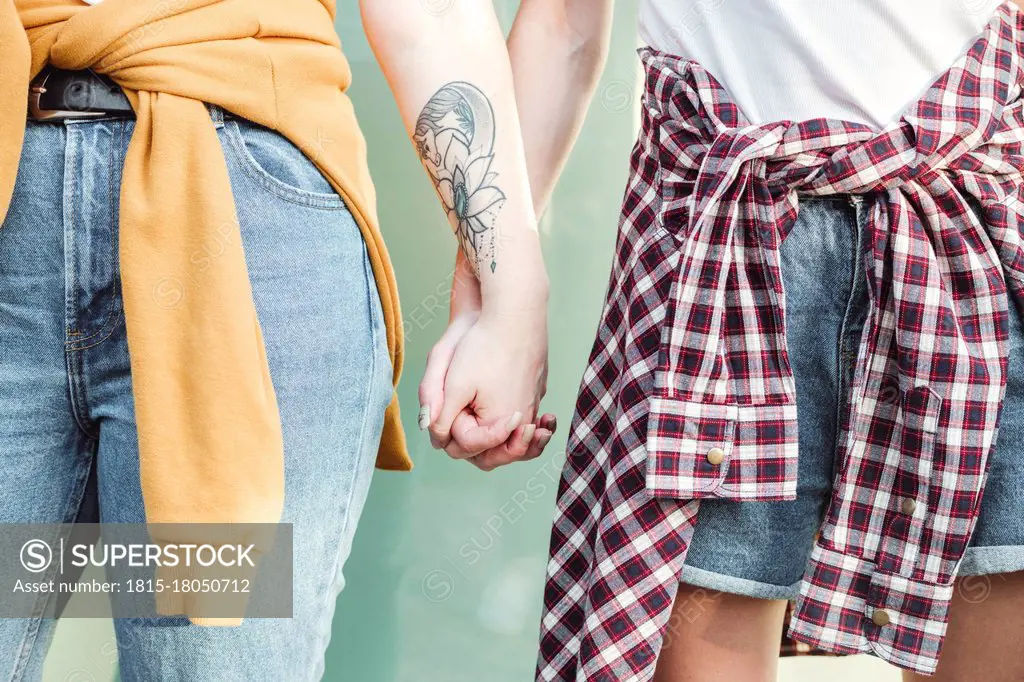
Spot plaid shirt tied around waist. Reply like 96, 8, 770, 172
537, 4, 1024, 680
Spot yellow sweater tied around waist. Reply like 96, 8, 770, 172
0, 0, 410, 624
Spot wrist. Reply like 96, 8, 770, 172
480, 269, 549, 321
479, 225, 548, 308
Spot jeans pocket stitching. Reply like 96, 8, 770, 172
222, 119, 346, 210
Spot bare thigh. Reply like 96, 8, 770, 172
903, 571, 1024, 682
652, 583, 788, 682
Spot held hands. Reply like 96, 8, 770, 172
418, 255, 556, 471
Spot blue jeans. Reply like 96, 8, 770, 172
0, 107, 392, 680
680, 196, 1024, 599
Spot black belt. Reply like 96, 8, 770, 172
28, 67, 134, 121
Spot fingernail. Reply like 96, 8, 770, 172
538, 433, 552, 449
506, 411, 523, 431
521, 423, 536, 445
418, 405, 430, 430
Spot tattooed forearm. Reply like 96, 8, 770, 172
415, 82, 506, 275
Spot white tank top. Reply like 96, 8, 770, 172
638, 0, 1006, 127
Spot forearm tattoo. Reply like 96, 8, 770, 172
415, 82, 506, 275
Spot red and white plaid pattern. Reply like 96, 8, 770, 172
537, 4, 1024, 679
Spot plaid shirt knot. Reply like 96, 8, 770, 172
538, 4, 1024, 680
645, 43, 1021, 504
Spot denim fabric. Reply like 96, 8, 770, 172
680, 196, 1024, 599
0, 108, 392, 680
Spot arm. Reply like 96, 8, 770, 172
362, 0, 549, 456
361, 0, 548, 293
508, 0, 614, 216
411, 0, 615, 469
442, 0, 612, 298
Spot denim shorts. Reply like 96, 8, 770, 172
0, 107, 392, 680
679, 196, 1024, 600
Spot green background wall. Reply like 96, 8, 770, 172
40, 3, 897, 680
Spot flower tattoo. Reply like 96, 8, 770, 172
415, 82, 505, 274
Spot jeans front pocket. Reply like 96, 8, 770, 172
221, 116, 346, 209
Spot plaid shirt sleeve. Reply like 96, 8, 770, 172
643, 62, 802, 501
537, 4, 1024, 680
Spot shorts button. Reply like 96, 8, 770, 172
872, 609, 891, 627
901, 498, 917, 515
706, 448, 725, 465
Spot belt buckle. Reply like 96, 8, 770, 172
28, 72, 107, 121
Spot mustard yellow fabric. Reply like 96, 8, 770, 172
0, 0, 410, 621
